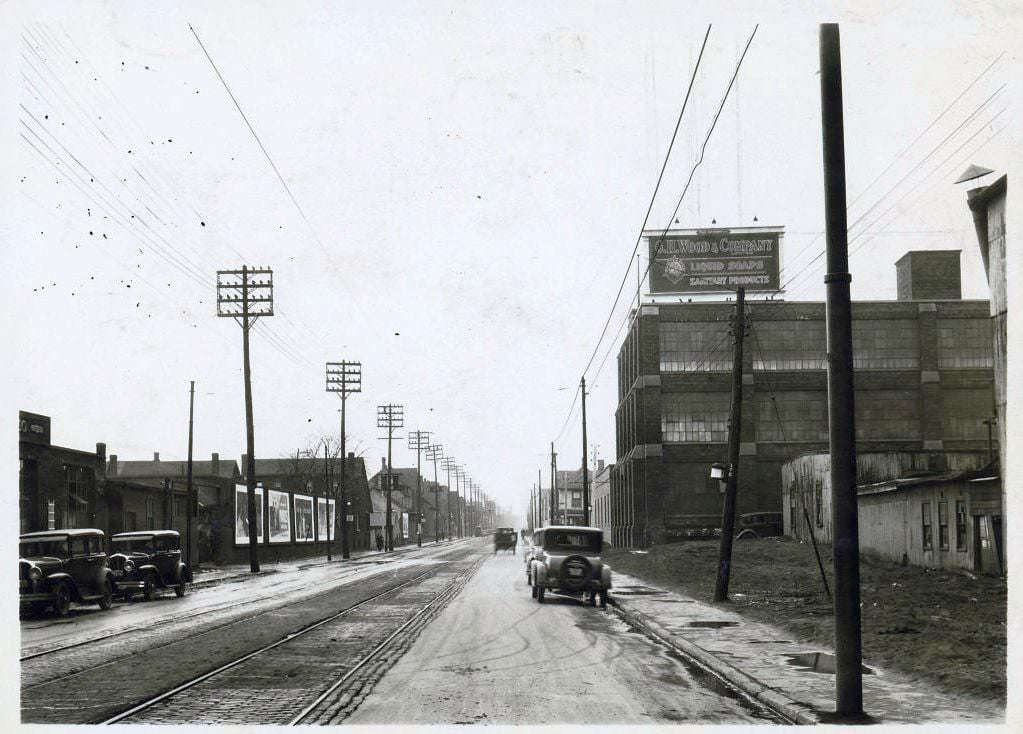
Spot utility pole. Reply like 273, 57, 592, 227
428, 444, 443, 542
408, 430, 431, 547
377, 404, 404, 552
326, 361, 361, 560
581, 375, 590, 526
550, 444, 558, 524
820, 22, 863, 718
538, 469, 543, 527
185, 380, 195, 573
714, 287, 746, 602
217, 265, 273, 573
321, 438, 332, 561
442, 457, 457, 541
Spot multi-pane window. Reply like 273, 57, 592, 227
47, 500, 56, 530
938, 501, 949, 551
659, 322, 732, 372
145, 496, 156, 530
65, 465, 90, 527
752, 321, 827, 370
662, 393, 730, 443
921, 502, 933, 550
937, 319, 993, 368
815, 481, 823, 527
955, 500, 967, 551
942, 389, 992, 440
756, 392, 828, 442
571, 492, 582, 509
856, 391, 921, 439
852, 320, 919, 369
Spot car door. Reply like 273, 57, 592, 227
66, 536, 100, 597
153, 536, 180, 584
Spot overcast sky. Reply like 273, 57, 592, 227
2, 1, 1019, 519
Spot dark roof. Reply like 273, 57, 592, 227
21, 528, 104, 539
858, 462, 1000, 495
112, 530, 180, 539
247, 455, 368, 478
111, 459, 240, 480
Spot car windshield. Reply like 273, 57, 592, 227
544, 531, 601, 553
20, 538, 68, 558
113, 538, 155, 553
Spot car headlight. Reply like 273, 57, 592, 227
29, 566, 42, 581
124, 560, 135, 572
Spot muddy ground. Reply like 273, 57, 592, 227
607, 537, 1006, 704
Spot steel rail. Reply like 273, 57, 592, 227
97, 566, 439, 725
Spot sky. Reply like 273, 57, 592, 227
2, 1, 1020, 523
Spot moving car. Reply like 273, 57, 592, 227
528, 526, 611, 607
108, 530, 189, 600
19, 529, 115, 617
494, 527, 517, 553
735, 512, 784, 539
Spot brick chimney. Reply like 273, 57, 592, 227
895, 251, 962, 301
109, 454, 118, 476
348, 452, 355, 459
154, 451, 160, 462
212, 452, 220, 475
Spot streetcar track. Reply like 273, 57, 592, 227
98, 566, 440, 725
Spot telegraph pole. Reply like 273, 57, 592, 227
550, 444, 557, 524
408, 430, 431, 547
326, 361, 361, 560
321, 438, 332, 561
377, 404, 404, 552
714, 287, 746, 602
820, 22, 863, 718
217, 265, 273, 573
185, 380, 195, 573
428, 444, 443, 542
581, 375, 590, 526
442, 457, 457, 540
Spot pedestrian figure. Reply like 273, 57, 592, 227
376, 533, 384, 552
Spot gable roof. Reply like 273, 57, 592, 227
111, 459, 240, 480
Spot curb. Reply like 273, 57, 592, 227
610, 597, 821, 725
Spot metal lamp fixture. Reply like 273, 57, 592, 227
709, 462, 729, 481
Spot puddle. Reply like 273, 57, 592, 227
686, 620, 738, 629
784, 652, 873, 675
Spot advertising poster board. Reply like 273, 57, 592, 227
316, 498, 336, 541
646, 227, 783, 293
234, 484, 264, 545
401, 512, 410, 539
268, 489, 292, 543
294, 494, 315, 542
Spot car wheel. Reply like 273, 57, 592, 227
599, 589, 608, 608
175, 579, 187, 598
736, 530, 758, 540
98, 580, 114, 610
536, 584, 545, 604
142, 574, 157, 601
53, 582, 71, 617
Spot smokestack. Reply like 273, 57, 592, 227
109, 454, 118, 475
154, 451, 160, 462
212, 452, 220, 474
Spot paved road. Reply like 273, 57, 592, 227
346, 547, 782, 725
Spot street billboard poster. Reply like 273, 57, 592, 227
294, 494, 314, 542
316, 497, 336, 541
401, 512, 410, 539
646, 227, 782, 294
234, 484, 264, 545
268, 489, 291, 543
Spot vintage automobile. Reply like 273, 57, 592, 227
494, 527, 517, 553
528, 526, 611, 607
735, 511, 784, 539
19, 528, 115, 617
108, 530, 189, 600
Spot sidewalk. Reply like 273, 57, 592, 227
189, 538, 468, 591
609, 571, 1003, 725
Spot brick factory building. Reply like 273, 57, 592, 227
611, 249, 996, 548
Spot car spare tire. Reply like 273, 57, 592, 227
560, 555, 592, 592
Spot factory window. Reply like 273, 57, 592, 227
662, 393, 730, 443
756, 392, 828, 442
938, 501, 949, 551
955, 500, 967, 551
921, 502, 933, 550
941, 389, 993, 440
856, 391, 921, 440
852, 320, 919, 369
65, 465, 90, 528
937, 319, 993, 368
659, 322, 732, 372
751, 320, 827, 370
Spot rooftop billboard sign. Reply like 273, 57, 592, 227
646, 226, 783, 294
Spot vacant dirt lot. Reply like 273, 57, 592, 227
607, 537, 1006, 704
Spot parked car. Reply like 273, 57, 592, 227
108, 530, 189, 600
494, 527, 517, 553
19, 528, 115, 617
528, 526, 611, 607
736, 512, 783, 539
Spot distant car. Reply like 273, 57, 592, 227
494, 527, 517, 553
474, 526, 483, 537
19, 529, 115, 617
108, 530, 189, 600
736, 512, 783, 539
528, 526, 611, 607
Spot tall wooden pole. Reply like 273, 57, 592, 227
241, 266, 259, 572
820, 22, 863, 717
714, 287, 745, 602
185, 380, 195, 573
581, 376, 590, 526
339, 394, 350, 559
